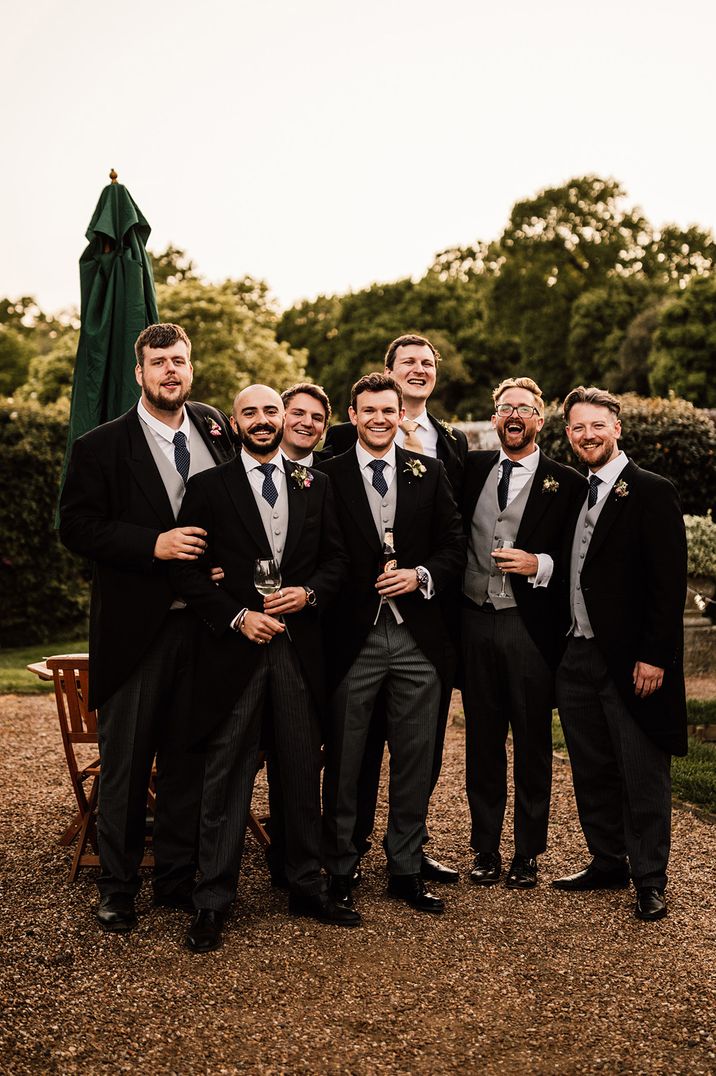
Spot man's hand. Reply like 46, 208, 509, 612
154, 526, 207, 560
490, 548, 538, 576
240, 611, 285, 644
263, 587, 307, 615
210, 566, 224, 583
633, 661, 664, 698
375, 568, 419, 597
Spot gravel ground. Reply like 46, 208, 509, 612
1, 693, 715, 1076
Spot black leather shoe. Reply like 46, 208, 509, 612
552, 860, 630, 891
289, 891, 361, 927
328, 874, 355, 909
388, 874, 445, 914
95, 894, 137, 933
635, 887, 667, 921
185, 909, 225, 952
506, 855, 538, 889
469, 851, 502, 886
153, 883, 195, 913
421, 852, 459, 884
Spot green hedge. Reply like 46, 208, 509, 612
540, 394, 716, 515
672, 740, 716, 814
0, 402, 90, 646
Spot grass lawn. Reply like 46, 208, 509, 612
0, 640, 88, 694
552, 713, 716, 816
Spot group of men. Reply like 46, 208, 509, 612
59, 323, 688, 954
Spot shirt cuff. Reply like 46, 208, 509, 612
417, 565, 435, 600
230, 607, 248, 631
529, 554, 554, 588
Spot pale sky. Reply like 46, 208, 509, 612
2, 0, 714, 315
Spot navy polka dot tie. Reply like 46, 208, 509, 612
588, 474, 601, 509
173, 431, 190, 484
369, 459, 388, 497
258, 463, 278, 507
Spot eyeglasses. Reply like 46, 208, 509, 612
495, 404, 540, 418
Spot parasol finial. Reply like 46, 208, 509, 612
109, 168, 118, 183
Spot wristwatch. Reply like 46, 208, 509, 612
303, 586, 317, 607
415, 567, 429, 590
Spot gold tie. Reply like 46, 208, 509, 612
400, 419, 424, 453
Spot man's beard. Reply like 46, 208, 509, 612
241, 425, 284, 457
143, 382, 191, 414
573, 439, 616, 470
497, 421, 533, 454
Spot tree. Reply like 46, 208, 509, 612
566, 277, 657, 392
650, 277, 716, 406
0, 324, 34, 395
149, 245, 198, 286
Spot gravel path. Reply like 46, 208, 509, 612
1, 694, 714, 1075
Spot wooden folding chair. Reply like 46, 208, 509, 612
28, 654, 269, 881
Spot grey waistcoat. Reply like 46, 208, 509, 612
569, 490, 610, 637
364, 472, 402, 624
139, 419, 217, 521
463, 461, 536, 609
253, 467, 290, 565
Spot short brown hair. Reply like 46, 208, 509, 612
350, 372, 403, 411
563, 385, 621, 423
281, 382, 332, 427
384, 334, 441, 371
492, 376, 545, 417
134, 323, 191, 365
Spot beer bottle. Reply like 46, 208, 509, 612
382, 528, 397, 572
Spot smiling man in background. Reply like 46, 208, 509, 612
280, 382, 332, 466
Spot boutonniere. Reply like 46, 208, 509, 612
404, 457, 427, 479
204, 415, 223, 438
438, 418, 457, 442
291, 465, 313, 490
542, 476, 560, 494
613, 479, 629, 498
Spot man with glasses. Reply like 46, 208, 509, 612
460, 377, 584, 890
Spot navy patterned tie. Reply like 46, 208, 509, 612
497, 459, 519, 511
173, 431, 190, 484
369, 459, 388, 497
588, 474, 601, 510
258, 463, 278, 507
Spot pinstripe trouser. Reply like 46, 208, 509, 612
556, 637, 672, 888
323, 609, 441, 876
194, 633, 324, 911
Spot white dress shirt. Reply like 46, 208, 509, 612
395, 410, 439, 457
497, 446, 553, 588
241, 447, 288, 494
589, 450, 628, 501
137, 399, 191, 464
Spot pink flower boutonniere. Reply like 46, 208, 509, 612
614, 479, 629, 498
204, 416, 223, 438
291, 466, 313, 490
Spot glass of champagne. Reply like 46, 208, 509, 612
494, 539, 515, 599
254, 558, 281, 599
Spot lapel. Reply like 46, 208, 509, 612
394, 445, 424, 540
281, 458, 309, 568
462, 451, 499, 523
428, 412, 455, 465
515, 451, 556, 545
186, 402, 234, 464
334, 449, 382, 553
584, 458, 637, 569
125, 407, 176, 527
221, 456, 273, 556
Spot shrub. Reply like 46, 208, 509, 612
540, 394, 716, 515
0, 401, 90, 646
683, 512, 716, 577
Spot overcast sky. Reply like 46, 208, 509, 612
2, 0, 714, 314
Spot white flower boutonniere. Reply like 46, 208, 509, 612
291, 465, 313, 490
614, 479, 629, 498
542, 476, 560, 494
204, 415, 223, 438
438, 418, 457, 442
404, 458, 427, 479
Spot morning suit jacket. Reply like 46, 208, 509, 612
169, 456, 348, 742
320, 445, 467, 690
323, 413, 468, 498
59, 401, 235, 712
562, 458, 688, 756
462, 449, 586, 670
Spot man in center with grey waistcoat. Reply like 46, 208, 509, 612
460, 377, 585, 889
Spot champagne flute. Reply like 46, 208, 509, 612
494, 540, 515, 599
254, 558, 281, 598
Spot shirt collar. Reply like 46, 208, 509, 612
498, 445, 540, 472
293, 452, 314, 467
356, 441, 397, 471
411, 410, 430, 432
591, 450, 628, 486
137, 399, 190, 443
241, 447, 287, 474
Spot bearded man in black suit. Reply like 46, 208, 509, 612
321, 372, 466, 916
552, 386, 688, 923
460, 377, 585, 891
60, 322, 235, 933
323, 335, 468, 883
170, 384, 357, 952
